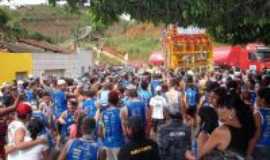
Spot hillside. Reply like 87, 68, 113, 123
1, 6, 163, 63
102, 22, 162, 62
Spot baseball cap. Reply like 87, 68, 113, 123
16, 102, 32, 116
126, 84, 136, 90
17, 80, 24, 85
155, 86, 162, 92
187, 70, 194, 76
57, 79, 66, 85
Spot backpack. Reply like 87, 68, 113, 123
185, 87, 199, 107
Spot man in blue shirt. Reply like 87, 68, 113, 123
52, 79, 67, 119
82, 90, 97, 119
121, 85, 149, 136
254, 87, 270, 160
138, 81, 152, 108
58, 117, 106, 160
99, 91, 124, 160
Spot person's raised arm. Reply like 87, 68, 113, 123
0, 94, 22, 116
58, 111, 67, 125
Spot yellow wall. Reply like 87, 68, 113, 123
0, 52, 33, 84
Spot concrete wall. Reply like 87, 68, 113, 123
32, 49, 93, 79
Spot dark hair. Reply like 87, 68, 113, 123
84, 89, 96, 98
226, 80, 239, 93
218, 93, 255, 140
213, 87, 227, 99
140, 81, 149, 91
127, 116, 145, 140
206, 81, 220, 92
108, 90, 119, 106
27, 118, 44, 140
81, 117, 96, 135
198, 107, 219, 134
170, 78, 178, 87
127, 89, 138, 98
69, 98, 78, 107
258, 87, 270, 105
41, 91, 50, 98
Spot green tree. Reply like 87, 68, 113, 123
0, 8, 9, 26
49, 0, 270, 44
48, 0, 56, 7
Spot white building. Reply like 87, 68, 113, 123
3, 40, 94, 79
32, 48, 93, 79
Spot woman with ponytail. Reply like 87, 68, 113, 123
198, 91, 256, 159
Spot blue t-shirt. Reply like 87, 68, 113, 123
102, 107, 124, 148
126, 100, 146, 125
52, 90, 67, 118
61, 111, 75, 138
257, 107, 270, 147
32, 111, 49, 128
185, 87, 199, 107
138, 89, 152, 107
83, 99, 97, 118
25, 90, 35, 102
67, 138, 99, 160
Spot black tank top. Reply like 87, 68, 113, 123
227, 125, 248, 156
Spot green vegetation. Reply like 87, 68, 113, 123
99, 53, 122, 65
0, 5, 92, 43
104, 35, 160, 61
84, 0, 270, 44
101, 22, 161, 61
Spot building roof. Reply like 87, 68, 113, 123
0, 39, 74, 54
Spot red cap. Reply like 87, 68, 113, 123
16, 102, 32, 116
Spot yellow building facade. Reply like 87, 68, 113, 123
0, 52, 33, 84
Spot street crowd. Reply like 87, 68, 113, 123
0, 65, 269, 160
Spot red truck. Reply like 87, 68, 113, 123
213, 44, 270, 72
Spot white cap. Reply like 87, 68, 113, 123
126, 84, 136, 90
187, 70, 194, 76
57, 79, 66, 85
17, 80, 24, 85
155, 86, 162, 92
28, 74, 34, 79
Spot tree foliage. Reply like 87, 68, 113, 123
48, 0, 270, 44
0, 8, 9, 26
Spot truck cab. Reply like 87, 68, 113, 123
214, 44, 270, 72
247, 45, 270, 72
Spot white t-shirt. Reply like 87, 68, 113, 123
22, 135, 48, 160
7, 121, 48, 160
7, 120, 29, 160
150, 95, 167, 119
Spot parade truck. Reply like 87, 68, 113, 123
163, 25, 213, 72
213, 44, 270, 72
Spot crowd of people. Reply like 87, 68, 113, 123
0, 65, 269, 160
